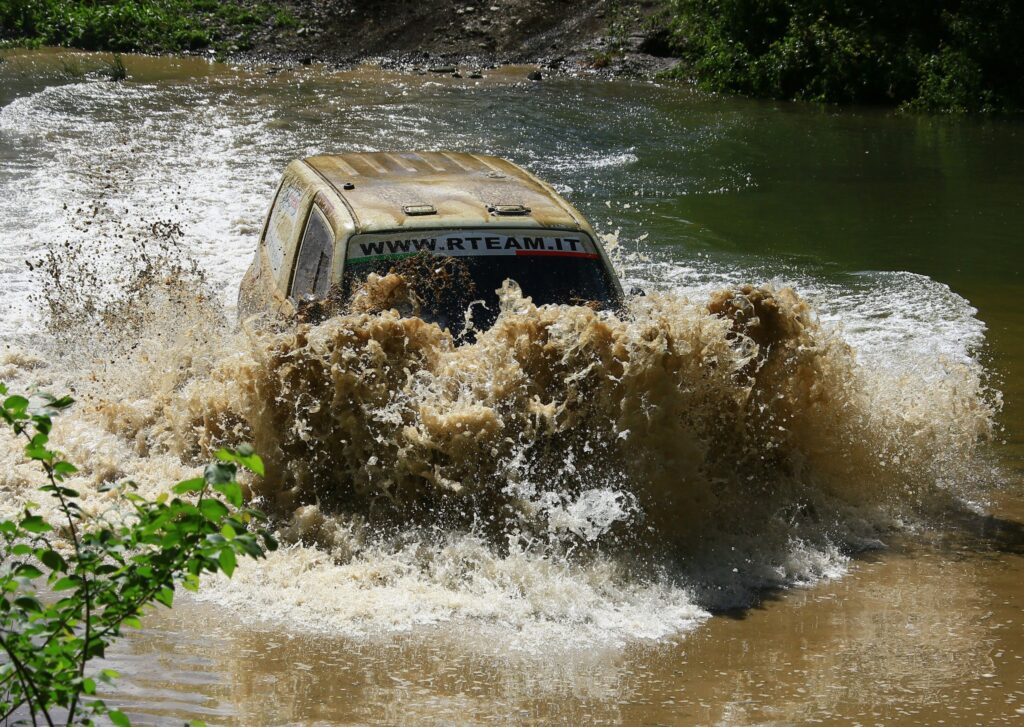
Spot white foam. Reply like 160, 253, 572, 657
195, 535, 709, 650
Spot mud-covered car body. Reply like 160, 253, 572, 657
238, 151, 622, 329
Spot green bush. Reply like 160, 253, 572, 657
0, 384, 277, 725
0, 0, 286, 53
662, 0, 1024, 112
910, 46, 992, 113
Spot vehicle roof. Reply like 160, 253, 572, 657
301, 152, 586, 234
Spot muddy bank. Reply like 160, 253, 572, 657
234, 0, 678, 77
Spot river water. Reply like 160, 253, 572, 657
0, 49, 1022, 726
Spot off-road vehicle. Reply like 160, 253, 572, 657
238, 151, 623, 331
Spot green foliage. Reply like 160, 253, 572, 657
0, 383, 277, 725
0, 1, 290, 54
273, 9, 300, 30
661, 0, 1024, 112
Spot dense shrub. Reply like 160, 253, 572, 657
0, 0, 288, 53
662, 0, 1024, 112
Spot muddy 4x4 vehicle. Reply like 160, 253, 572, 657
238, 151, 622, 332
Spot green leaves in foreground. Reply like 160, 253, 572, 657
0, 383, 277, 726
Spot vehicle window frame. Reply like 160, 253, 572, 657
288, 203, 335, 300
340, 227, 621, 314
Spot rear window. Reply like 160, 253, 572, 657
342, 229, 619, 332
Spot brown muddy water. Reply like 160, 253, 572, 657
0, 49, 1022, 726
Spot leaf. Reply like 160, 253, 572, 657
216, 445, 265, 476
198, 499, 229, 522
99, 668, 120, 682
26, 433, 53, 462
82, 677, 96, 694
3, 395, 28, 413
241, 454, 265, 477
172, 477, 205, 495
19, 515, 51, 533
14, 563, 44, 579
218, 547, 237, 577
237, 449, 264, 477
32, 415, 51, 435
155, 586, 174, 608
238, 538, 265, 559
52, 461, 78, 476
40, 548, 66, 572
203, 461, 236, 486
262, 532, 279, 551
160, 530, 181, 548
25, 446, 54, 462
38, 393, 74, 410
14, 596, 42, 613
52, 576, 79, 591
108, 709, 130, 727
213, 481, 243, 508
214, 448, 236, 463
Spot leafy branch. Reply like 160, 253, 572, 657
0, 383, 277, 726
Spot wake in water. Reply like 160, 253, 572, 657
0, 230, 1001, 645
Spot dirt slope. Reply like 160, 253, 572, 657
244, 0, 676, 75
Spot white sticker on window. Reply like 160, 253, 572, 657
346, 230, 598, 264
278, 183, 304, 220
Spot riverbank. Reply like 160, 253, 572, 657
3, 1, 1021, 110
0, 0, 678, 78
238, 0, 676, 76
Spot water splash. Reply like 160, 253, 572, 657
0, 247, 999, 642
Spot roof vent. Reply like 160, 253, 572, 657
489, 204, 530, 216
402, 204, 437, 216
